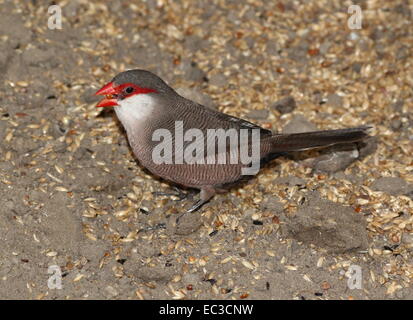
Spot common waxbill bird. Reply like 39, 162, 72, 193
95, 69, 370, 212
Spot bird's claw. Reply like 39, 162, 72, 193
187, 199, 207, 213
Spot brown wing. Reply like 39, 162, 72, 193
133, 96, 272, 188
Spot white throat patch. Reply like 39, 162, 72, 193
114, 94, 155, 130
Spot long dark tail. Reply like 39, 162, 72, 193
270, 126, 371, 153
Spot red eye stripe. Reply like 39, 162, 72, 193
95, 82, 158, 108
116, 83, 157, 97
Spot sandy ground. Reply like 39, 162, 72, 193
0, 0, 412, 300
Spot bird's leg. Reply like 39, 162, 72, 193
187, 186, 216, 213
152, 186, 188, 201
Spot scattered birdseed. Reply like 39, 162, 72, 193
0, 0, 411, 300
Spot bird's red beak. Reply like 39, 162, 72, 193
95, 82, 119, 108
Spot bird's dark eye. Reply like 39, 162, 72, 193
124, 86, 134, 94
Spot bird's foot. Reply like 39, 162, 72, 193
187, 199, 207, 213
176, 200, 206, 227
186, 186, 216, 213
152, 186, 188, 201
